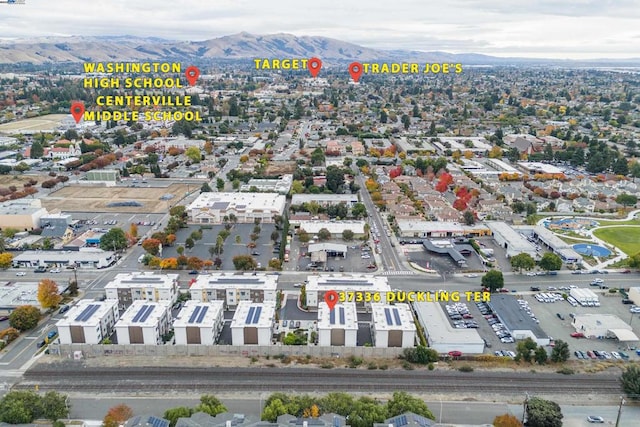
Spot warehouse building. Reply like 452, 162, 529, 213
370, 303, 416, 348
291, 193, 359, 208
189, 273, 277, 307
11, 248, 115, 269
413, 301, 485, 354
305, 275, 390, 308
0, 198, 48, 231
231, 301, 275, 346
56, 299, 119, 344
104, 272, 179, 309
173, 300, 225, 345
533, 225, 582, 264
486, 221, 538, 259
317, 302, 358, 347
187, 192, 286, 224
488, 295, 550, 346
296, 220, 367, 239
115, 300, 172, 345
572, 314, 639, 341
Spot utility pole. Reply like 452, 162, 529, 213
522, 392, 529, 425
615, 396, 625, 427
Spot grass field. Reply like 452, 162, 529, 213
596, 218, 640, 227
593, 226, 640, 256
0, 114, 67, 133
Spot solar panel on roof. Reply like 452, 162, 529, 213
412, 415, 432, 427
148, 416, 169, 427
252, 306, 262, 324
392, 308, 402, 325
75, 304, 100, 322
131, 305, 148, 322
139, 305, 155, 322
245, 306, 255, 324
339, 307, 345, 325
384, 308, 392, 325
329, 307, 336, 324
196, 306, 209, 323
392, 415, 408, 427
188, 306, 202, 323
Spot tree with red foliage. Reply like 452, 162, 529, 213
389, 166, 403, 179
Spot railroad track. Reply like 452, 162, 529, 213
18, 366, 622, 395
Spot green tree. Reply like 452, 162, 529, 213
233, 255, 258, 271
14, 162, 31, 173
270, 230, 280, 243
9, 305, 41, 331
515, 337, 537, 363
30, 141, 44, 158
41, 391, 70, 421
347, 397, 388, 427
616, 193, 638, 207
525, 397, 562, 427
463, 210, 475, 225
216, 178, 225, 191
402, 345, 439, 364
351, 203, 367, 219
201, 182, 212, 192
185, 237, 195, 251
0, 391, 43, 424
317, 228, 331, 241
326, 166, 345, 193
538, 252, 562, 272
195, 395, 227, 416
262, 398, 288, 422
550, 339, 570, 363
481, 269, 504, 292
342, 229, 354, 241
164, 407, 192, 427
99, 228, 128, 251
534, 346, 548, 364
620, 364, 640, 399
385, 391, 435, 419
510, 253, 536, 273
185, 146, 202, 163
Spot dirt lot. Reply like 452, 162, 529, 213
41, 183, 192, 213
0, 114, 67, 133
0, 174, 41, 187
265, 161, 296, 175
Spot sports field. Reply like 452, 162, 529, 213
592, 226, 640, 256
0, 114, 68, 133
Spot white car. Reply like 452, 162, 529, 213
465, 274, 478, 278
526, 271, 537, 276
16, 272, 26, 276
50, 268, 61, 273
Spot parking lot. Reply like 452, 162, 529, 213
295, 241, 377, 273
66, 212, 167, 239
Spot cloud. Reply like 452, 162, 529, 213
0, 0, 638, 59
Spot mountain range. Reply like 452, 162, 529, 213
0, 32, 638, 66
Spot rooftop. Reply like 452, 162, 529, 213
116, 300, 171, 327
105, 272, 179, 290
173, 300, 224, 328
231, 301, 275, 328
317, 302, 358, 330
56, 299, 117, 327
191, 273, 278, 291
306, 274, 390, 293
488, 295, 549, 339
371, 303, 416, 332
413, 301, 484, 346
187, 192, 286, 213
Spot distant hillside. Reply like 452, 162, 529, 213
0, 32, 638, 66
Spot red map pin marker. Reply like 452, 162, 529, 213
70, 102, 85, 124
185, 66, 200, 86
349, 62, 363, 83
308, 57, 322, 78
324, 290, 339, 311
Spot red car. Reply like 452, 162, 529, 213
571, 332, 585, 338
448, 350, 462, 357
621, 269, 631, 274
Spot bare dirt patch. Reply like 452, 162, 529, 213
41, 183, 193, 213
265, 161, 297, 175
0, 174, 41, 187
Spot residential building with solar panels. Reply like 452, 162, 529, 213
56, 299, 119, 344
104, 272, 179, 309
317, 302, 358, 346
370, 303, 416, 348
173, 300, 224, 345
187, 192, 286, 224
189, 272, 277, 308
115, 300, 172, 345
231, 301, 275, 345
305, 275, 390, 309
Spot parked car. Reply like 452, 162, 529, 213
47, 330, 57, 340
570, 332, 585, 338
16, 272, 26, 276
50, 268, 60, 273
586, 416, 604, 423
556, 313, 565, 320
58, 305, 70, 314
0, 315, 9, 321
36, 340, 46, 348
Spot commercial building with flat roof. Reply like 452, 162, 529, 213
105, 272, 179, 309
533, 225, 582, 264
370, 303, 416, 348
291, 194, 359, 208
189, 273, 277, 307
305, 275, 391, 308
572, 314, 639, 341
56, 299, 119, 344
187, 192, 286, 224
240, 174, 293, 194
231, 301, 275, 345
487, 221, 538, 259
317, 302, 358, 347
115, 300, 172, 345
396, 220, 491, 238
0, 199, 48, 231
173, 300, 225, 345
413, 301, 485, 354
488, 294, 550, 346
296, 220, 366, 238
11, 248, 115, 269
0, 283, 40, 314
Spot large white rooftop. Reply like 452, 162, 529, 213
116, 300, 171, 328
371, 303, 416, 332
173, 300, 224, 328
104, 272, 179, 290
317, 302, 358, 330
298, 220, 366, 235
187, 192, 286, 214
190, 272, 278, 291
306, 274, 390, 294
413, 301, 484, 346
56, 299, 117, 327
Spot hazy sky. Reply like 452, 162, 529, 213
2, 0, 639, 59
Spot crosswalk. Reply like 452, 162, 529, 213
380, 270, 415, 276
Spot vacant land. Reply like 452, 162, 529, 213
0, 174, 41, 187
593, 226, 640, 256
0, 114, 67, 133
42, 183, 192, 213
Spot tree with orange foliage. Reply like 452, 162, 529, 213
37, 279, 62, 309
160, 258, 178, 270
129, 223, 138, 239
103, 404, 133, 427
187, 256, 204, 271
435, 172, 453, 193
141, 238, 162, 256
492, 413, 522, 427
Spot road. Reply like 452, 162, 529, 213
16, 365, 622, 396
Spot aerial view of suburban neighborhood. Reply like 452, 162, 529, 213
0, 2, 640, 427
